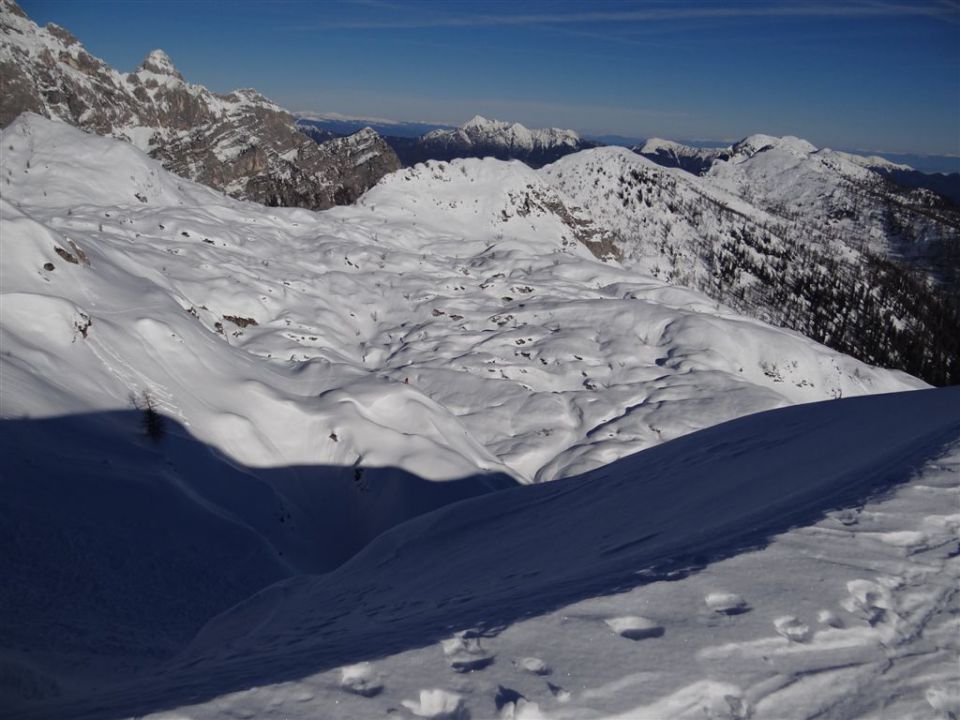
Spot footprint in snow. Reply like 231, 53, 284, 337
817, 609, 844, 629
339, 661, 383, 697
925, 684, 960, 719
495, 685, 525, 712
773, 615, 812, 643
833, 507, 861, 526
442, 633, 494, 673
498, 696, 548, 719
547, 682, 571, 704
705, 592, 750, 615
517, 656, 550, 675
605, 615, 665, 640
401, 689, 467, 719
841, 579, 892, 625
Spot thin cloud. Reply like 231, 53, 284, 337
296, 2, 960, 30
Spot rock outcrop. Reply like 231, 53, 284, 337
0, 0, 399, 209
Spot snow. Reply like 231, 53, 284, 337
137, 49, 181, 78
12, 387, 957, 720
426, 116, 582, 153
0, 115, 953, 719
4, 114, 922, 487
731, 134, 818, 160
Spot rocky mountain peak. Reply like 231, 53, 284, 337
731, 133, 817, 160
463, 114, 493, 130
137, 48, 183, 80
0, 1, 400, 210
0, 0, 25, 19
44, 22, 78, 46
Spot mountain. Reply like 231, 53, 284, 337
635, 137, 732, 175
0, 0, 399, 209
386, 115, 601, 168
636, 134, 959, 271
1, 116, 933, 711
872, 166, 960, 206
545, 146, 959, 385
295, 121, 337, 145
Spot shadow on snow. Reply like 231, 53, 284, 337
2, 386, 959, 718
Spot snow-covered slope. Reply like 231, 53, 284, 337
634, 137, 730, 175
0, 0, 400, 208
635, 133, 960, 267
0, 116, 932, 707
3, 115, 921, 481
14, 387, 959, 719
707, 135, 957, 258
543, 146, 960, 385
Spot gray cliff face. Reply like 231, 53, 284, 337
0, 1, 399, 209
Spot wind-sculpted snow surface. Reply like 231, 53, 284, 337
1, 116, 921, 481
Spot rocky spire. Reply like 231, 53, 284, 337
137, 49, 183, 80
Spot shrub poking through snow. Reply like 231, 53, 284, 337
133, 391, 166, 443
222, 314, 258, 328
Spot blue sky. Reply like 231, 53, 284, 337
20, 0, 960, 155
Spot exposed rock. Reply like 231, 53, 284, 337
0, 0, 399, 209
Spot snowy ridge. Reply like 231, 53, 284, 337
453, 114, 583, 150
635, 137, 729, 175
410, 115, 595, 167
634, 132, 959, 264
172, 388, 960, 720
0, 0, 281, 138
550, 144, 959, 385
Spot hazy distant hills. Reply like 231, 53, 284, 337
296, 112, 453, 139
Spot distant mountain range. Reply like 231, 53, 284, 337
296, 111, 960, 175
296, 112, 452, 139
0, 0, 399, 209
393, 115, 601, 167
297, 114, 599, 168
